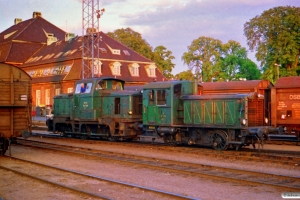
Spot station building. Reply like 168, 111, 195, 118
0, 12, 165, 115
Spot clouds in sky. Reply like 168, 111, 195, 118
1, 0, 299, 74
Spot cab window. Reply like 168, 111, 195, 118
112, 80, 123, 90
157, 90, 166, 105
149, 90, 154, 105
75, 83, 93, 94
95, 80, 107, 90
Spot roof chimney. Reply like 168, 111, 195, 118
14, 18, 22, 25
33, 12, 42, 18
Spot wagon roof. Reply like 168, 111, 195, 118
182, 92, 262, 100
200, 80, 272, 91
274, 76, 300, 88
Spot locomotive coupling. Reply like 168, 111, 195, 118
246, 126, 283, 137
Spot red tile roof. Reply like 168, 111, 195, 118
0, 16, 66, 64
1, 14, 165, 83
0, 17, 66, 43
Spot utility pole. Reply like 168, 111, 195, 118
82, 0, 104, 79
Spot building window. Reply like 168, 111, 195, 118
67, 87, 73, 93
110, 62, 121, 76
123, 50, 130, 56
55, 88, 61, 95
36, 90, 41, 106
107, 45, 120, 55
94, 59, 102, 75
54, 52, 63, 58
145, 64, 156, 77
100, 48, 107, 53
149, 68, 155, 77
45, 89, 50, 105
129, 63, 139, 76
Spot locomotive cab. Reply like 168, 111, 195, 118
142, 80, 198, 142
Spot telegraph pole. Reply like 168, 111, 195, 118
82, 0, 104, 79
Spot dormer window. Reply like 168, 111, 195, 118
112, 49, 120, 55
145, 64, 157, 77
129, 63, 139, 76
110, 61, 121, 76
94, 59, 102, 75
106, 44, 121, 55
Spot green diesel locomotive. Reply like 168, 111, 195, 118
49, 77, 143, 141
48, 77, 282, 150
142, 80, 281, 150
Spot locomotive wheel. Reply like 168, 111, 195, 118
163, 135, 176, 146
211, 130, 228, 151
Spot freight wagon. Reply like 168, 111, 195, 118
0, 63, 32, 155
271, 76, 300, 141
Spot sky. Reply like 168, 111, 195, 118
0, 0, 299, 75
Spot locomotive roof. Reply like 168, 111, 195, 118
274, 76, 300, 88
181, 92, 263, 100
75, 77, 125, 84
143, 80, 191, 89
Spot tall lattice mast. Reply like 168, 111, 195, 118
82, 0, 104, 79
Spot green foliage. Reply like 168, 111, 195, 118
175, 70, 195, 81
181, 36, 222, 82
152, 46, 175, 79
244, 6, 300, 82
106, 28, 175, 79
182, 38, 261, 82
238, 59, 261, 80
107, 28, 153, 59
217, 40, 261, 81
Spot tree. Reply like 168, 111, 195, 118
182, 36, 222, 82
238, 59, 261, 80
152, 46, 175, 79
175, 70, 195, 81
107, 28, 153, 59
244, 6, 300, 82
217, 40, 261, 81
107, 28, 175, 78
218, 40, 247, 81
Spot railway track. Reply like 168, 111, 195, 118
22, 133, 300, 168
0, 155, 195, 200
31, 132, 300, 167
15, 138, 300, 192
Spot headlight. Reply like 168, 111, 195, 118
264, 117, 268, 124
128, 111, 132, 115
241, 119, 246, 125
